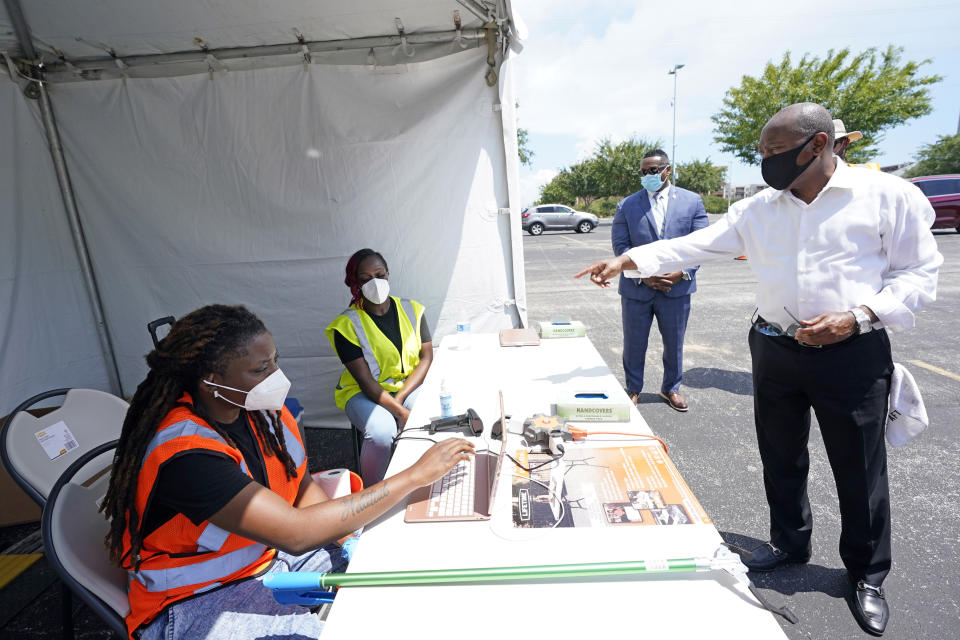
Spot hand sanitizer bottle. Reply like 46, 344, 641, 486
439, 380, 453, 418
456, 321, 471, 351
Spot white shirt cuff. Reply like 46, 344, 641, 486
624, 246, 661, 278
863, 289, 913, 332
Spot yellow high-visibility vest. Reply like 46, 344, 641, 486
324, 296, 424, 408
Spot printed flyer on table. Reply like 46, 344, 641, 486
510, 445, 712, 529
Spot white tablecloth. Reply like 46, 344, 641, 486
321, 334, 787, 639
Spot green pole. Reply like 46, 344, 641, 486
320, 558, 701, 589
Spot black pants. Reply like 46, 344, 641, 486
749, 327, 893, 585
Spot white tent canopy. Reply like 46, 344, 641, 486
0, 0, 526, 426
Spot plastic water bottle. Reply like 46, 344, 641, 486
439, 379, 454, 418
456, 320, 471, 351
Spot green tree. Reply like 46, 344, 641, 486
587, 196, 620, 218
537, 134, 660, 206
675, 158, 727, 195
518, 126, 533, 167
564, 160, 603, 209
537, 162, 602, 207
516, 101, 534, 167
538, 170, 574, 205
905, 133, 960, 177
701, 195, 729, 214
712, 46, 941, 165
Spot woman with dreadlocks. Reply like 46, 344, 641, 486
102, 304, 472, 640
325, 249, 434, 485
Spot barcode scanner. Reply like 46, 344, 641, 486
491, 413, 512, 440
428, 408, 483, 436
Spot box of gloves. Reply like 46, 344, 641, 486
556, 390, 630, 422
538, 320, 586, 338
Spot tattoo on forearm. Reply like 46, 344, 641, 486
340, 484, 390, 521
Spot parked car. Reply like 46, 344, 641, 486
521, 204, 599, 236
908, 175, 960, 232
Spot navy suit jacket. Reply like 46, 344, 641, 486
611, 185, 709, 301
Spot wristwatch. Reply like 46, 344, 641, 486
850, 307, 873, 335
680, 271, 691, 281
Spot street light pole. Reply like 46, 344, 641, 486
668, 63, 685, 181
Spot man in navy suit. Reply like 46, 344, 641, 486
612, 149, 709, 411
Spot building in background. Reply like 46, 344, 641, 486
880, 162, 917, 177
721, 183, 767, 201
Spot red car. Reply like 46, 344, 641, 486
908, 175, 960, 232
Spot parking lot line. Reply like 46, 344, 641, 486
552, 234, 592, 247
908, 359, 960, 383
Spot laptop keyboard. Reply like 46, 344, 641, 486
428, 458, 475, 517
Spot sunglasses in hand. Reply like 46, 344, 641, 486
751, 307, 822, 348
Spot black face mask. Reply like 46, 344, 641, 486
760, 133, 818, 190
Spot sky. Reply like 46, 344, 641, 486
510, 0, 960, 206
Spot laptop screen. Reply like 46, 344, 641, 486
486, 391, 509, 513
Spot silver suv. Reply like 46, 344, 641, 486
521, 204, 599, 236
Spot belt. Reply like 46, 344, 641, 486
752, 316, 873, 351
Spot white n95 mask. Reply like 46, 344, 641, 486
204, 368, 291, 411
361, 277, 390, 304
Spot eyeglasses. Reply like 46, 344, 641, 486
752, 316, 799, 338
833, 137, 848, 148
638, 165, 669, 176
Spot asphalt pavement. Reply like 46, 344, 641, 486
522, 218, 960, 640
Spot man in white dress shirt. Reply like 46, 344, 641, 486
574, 103, 942, 636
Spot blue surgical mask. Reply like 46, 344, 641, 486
641, 173, 664, 192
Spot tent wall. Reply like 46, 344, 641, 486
31, 48, 519, 426
0, 76, 113, 416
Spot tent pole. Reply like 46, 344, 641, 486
4, 0, 124, 396
495, 52, 527, 329
41, 30, 485, 77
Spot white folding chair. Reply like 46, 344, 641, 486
1, 388, 128, 506
42, 440, 129, 638
1, 388, 128, 639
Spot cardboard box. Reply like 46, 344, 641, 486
0, 408, 55, 526
556, 391, 630, 422
0, 461, 41, 526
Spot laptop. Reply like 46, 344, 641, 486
404, 392, 508, 523
499, 328, 540, 347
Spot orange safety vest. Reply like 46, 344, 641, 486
122, 393, 307, 638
